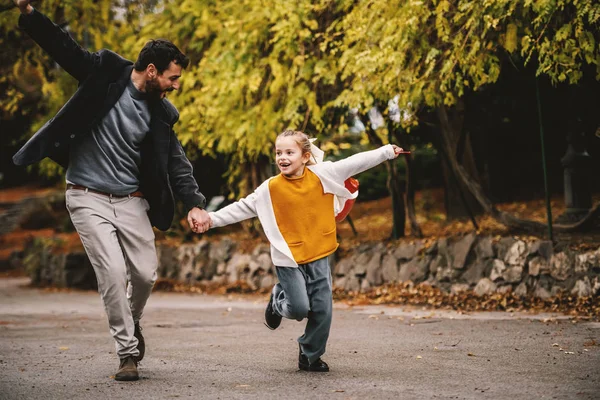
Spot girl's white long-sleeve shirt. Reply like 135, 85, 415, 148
209, 145, 396, 267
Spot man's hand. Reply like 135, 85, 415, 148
187, 207, 211, 233
13, 0, 33, 14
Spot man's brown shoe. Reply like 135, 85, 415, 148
114, 356, 139, 381
134, 323, 145, 362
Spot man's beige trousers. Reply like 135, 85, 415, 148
66, 189, 158, 359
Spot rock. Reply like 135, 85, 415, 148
462, 260, 491, 285
199, 258, 218, 281
353, 252, 371, 277
575, 249, 600, 274
490, 259, 506, 282
209, 238, 236, 263
533, 286, 551, 299
514, 282, 528, 296
344, 275, 361, 292
211, 274, 227, 285
225, 253, 252, 282
248, 259, 262, 276
474, 237, 495, 260
429, 254, 448, 276
450, 283, 470, 295
260, 274, 276, 290
592, 277, 600, 296
549, 252, 573, 281
394, 242, 418, 260
437, 238, 450, 259
451, 233, 477, 270
528, 256, 549, 277
550, 285, 564, 297
381, 254, 399, 282
496, 285, 512, 294
425, 241, 438, 255
474, 278, 497, 296
504, 240, 527, 266
255, 253, 274, 273
252, 243, 270, 257
527, 240, 554, 261
435, 264, 457, 283
245, 275, 259, 291
571, 278, 592, 297
503, 266, 523, 283
495, 237, 516, 261
157, 244, 180, 279
366, 253, 383, 286
360, 279, 371, 292
176, 244, 200, 282
334, 257, 353, 277
398, 257, 430, 284
216, 261, 227, 275
333, 277, 346, 289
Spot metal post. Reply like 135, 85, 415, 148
535, 78, 554, 241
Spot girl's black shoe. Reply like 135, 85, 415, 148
298, 348, 329, 372
264, 293, 282, 330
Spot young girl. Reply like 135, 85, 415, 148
204, 130, 404, 372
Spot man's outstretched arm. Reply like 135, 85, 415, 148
14, 0, 99, 82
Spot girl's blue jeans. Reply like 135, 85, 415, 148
272, 255, 333, 364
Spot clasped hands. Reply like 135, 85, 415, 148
187, 208, 212, 233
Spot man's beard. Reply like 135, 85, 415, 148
146, 78, 174, 100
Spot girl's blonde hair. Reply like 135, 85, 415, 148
276, 130, 317, 165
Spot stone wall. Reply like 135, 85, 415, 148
20, 233, 600, 298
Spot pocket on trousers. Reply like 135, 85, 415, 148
65, 191, 71, 211
65, 190, 82, 212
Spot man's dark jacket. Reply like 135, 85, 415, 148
12, 9, 205, 231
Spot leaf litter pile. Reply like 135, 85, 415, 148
332, 283, 600, 320
153, 279, 599, 321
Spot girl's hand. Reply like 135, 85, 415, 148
391, 144, 405, 158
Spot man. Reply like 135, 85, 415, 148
12, 0, 212, 381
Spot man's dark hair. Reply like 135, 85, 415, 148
134, 39, 190, 73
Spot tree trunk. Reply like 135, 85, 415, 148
390, 127, 423, 237
438, 101, 483, 220
404, 154, 423, 237
365, 126, 406, 238
437, 105, 600, 233
386, 159, 406, 239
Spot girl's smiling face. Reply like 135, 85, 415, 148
275, 136, 311, 178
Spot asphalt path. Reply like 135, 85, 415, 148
0, 277, 598, 400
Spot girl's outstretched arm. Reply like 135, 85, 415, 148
208, 191, 259, 229
328, 144, 402, 181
